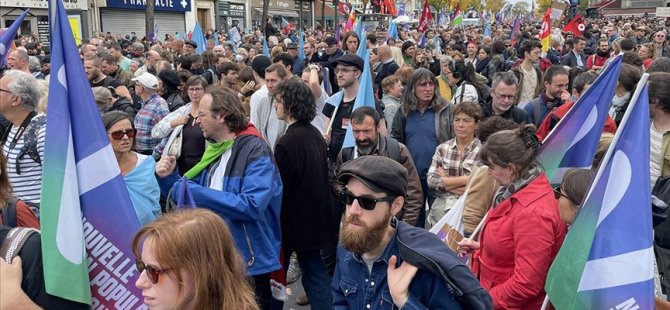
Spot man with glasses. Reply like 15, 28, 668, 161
0, 70, 46, 207
323, 54, 386, 162
155, 87, 282, 310
331, 155, 474, 309
132, 72, 169, 156
482, 72, 529, 124
653, 31, 670, 58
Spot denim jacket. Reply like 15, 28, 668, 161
331, 227, 462, 310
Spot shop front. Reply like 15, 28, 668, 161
1, 0, 89, 47
100, 0, 190, 38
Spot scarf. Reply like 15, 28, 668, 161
493, 165, 543, 207
609, 91, 631, 118
184, 139, 234, 179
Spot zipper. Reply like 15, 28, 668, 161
243, 224, 255, 267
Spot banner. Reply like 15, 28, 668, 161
417, 0, 432, 33
0, 9, 29, 68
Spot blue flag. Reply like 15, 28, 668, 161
0, 9, 29, 68
263, 36, 270, 58
484, 15, 491, 37
537, 55, 622, 184
298, 30, 306, 61
176, 32, 182, 39
545, 73, 653, 310
356, 28, 368, 59
387, 21, 399, 40
192, 21, 206, 54
214, 32, 220, 46
397, 2, 405, 15
342, 50, 376, 149
355, 16, 365, 40
42, 0, 142, 305
176, 176, 196, 209
418, 32, 427, 48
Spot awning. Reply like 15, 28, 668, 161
253, 8, 300, 18
588, 0, 617, 9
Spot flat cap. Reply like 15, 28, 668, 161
324, 36, 338, 46
338, 156, 408, 197
185, 40, 198, 48
333, 53, 364, 72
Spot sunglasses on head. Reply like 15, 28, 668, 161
553, 186, 579, 206
339, 190, 395, 211
135, 259, 170, 284
109, 129, 137, 140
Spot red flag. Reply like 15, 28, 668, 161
384, 0, 397, 16
562, 14, 585, 37
417, 0, 433, 33
540, 8, 552, 52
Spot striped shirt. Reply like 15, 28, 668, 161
2, 123, 46, 205
650, 122, 665, 188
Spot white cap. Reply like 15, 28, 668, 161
131, 72, 158, 90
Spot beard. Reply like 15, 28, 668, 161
355, 138, 376, 155
596, 48, 610, 57
339, 209, 392, 254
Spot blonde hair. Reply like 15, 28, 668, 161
132, 209, 259, 310
36, 79, 49, 114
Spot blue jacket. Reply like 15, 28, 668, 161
331, 221, 463, 309
159, 128, 283, 276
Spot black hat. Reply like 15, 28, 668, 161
333, 54, 364, 72
251, 55, 272, 79
324, 36, 338, 46
338, 156, 408, 197
185, 40, 198, 48
157, 69, 180, 91
287, 42, 298, 49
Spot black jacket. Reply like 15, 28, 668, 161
374, 60, 400, 98
394, 219, 493, 310
482, 98, 530, 124
560, 51, 587, 68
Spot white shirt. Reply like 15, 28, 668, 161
311, 90, 329, 134
209, 150, 233, 191
651, 122, 666, 188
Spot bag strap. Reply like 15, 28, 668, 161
386, 137, 402, 163
1, 227, 38, 263
1, 197, 18, 228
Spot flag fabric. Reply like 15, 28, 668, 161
335, 23, 341, 42
483, 14, 491, 36
342, 50, 375, 149
176, 32, 182, 39
509, 16, 521, 45
176, 176, 196, 209
383, 0, 397, 16
536, 55, 622, 184
451, 13, 463, 27
418, 33, 427, 48
0, 9, 29, 69
344, 10, 356, 33
545, 73, 653, 310
450, 2, 461, 20
397, 2, 405, 16
438, 10, 447, 25
42, 0, 143, 305
388, 21, 399, 40
297, 30, 306, 61
263, 36, 270, 58
214, 32, 220, 46
417, 0, 433, 33
540, 8, 552, 53
563, 14, 585, 37
356, 28, 368, 60
354, 16, 364, 40
192, 21, 206, 54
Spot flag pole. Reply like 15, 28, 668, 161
540, 296, 549, 310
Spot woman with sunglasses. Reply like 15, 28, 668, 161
555, 169, 594, 225
103, 111, 160, 226
133, 208, 259, 310
457, 124, 567, 309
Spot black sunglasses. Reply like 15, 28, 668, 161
108, 129, 137, 140
553, 186, 579, 206
135, 259, 171, 284
339, 190, 395, 211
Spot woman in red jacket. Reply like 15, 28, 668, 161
458, 125, 567, 309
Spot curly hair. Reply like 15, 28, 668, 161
274, 77, 316, 122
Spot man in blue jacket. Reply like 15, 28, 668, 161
156, 87, 282, 310
332, 156, 463, 309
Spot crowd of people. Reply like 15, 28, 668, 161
2, 10, 670, 309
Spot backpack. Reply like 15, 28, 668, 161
341, 137, 402, 163
16, 114, 46, 174
0, 197, 18, 228
458, 82, 491, 109
1, 226, 38, 263
204, 68, 219, 85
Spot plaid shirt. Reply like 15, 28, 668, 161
427, 138, 482, 192
134, 93, 169, 152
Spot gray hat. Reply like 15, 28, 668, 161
324, 36, 338, 46
338, 156, 408, 197
185, 40, 198, 48
333, 54, 364, 72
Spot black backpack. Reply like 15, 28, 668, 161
0, 197, 19, 228
341, 137, 402, 163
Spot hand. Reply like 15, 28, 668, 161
170, 115, 189, 128
387, 255, 418, 308
323, 134, 331, 144
240, 80, 256, 94
156, 156, 177, 177
1, 256, 23, 290
456, 238, 480, 257
436, 166, 447, 177
560, 90, 571, 103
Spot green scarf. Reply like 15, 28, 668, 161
184, 139, 234, 179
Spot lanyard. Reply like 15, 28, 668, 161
1, 111, 37, 151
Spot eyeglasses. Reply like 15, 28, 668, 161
108, 129, 137, 140
553, 186, 579, 206
494, 92, 517, 101
334, 68, 357, 74
135, 259, 171, 284
657, 35, 666, 38
0, 88, 12, 94
187, 87, 204, 93
339, 190, 395, 211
